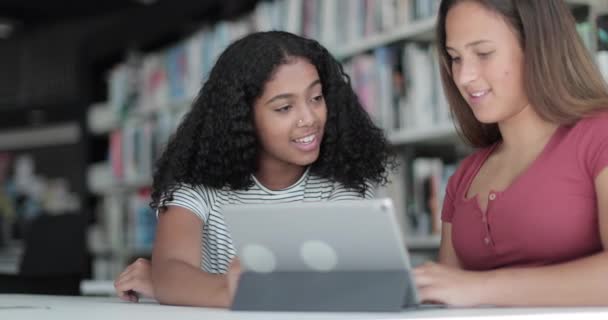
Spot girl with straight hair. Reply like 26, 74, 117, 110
414, 0, 608, 307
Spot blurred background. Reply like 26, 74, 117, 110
0, 0, 606, 296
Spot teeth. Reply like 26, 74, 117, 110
471, 90, 487, 97
295, 134, 315, 144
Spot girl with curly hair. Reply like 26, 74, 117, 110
113, 31, 393, 307
413, 0, 608, 307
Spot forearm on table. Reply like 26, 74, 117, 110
482, 252, 608, 306
151, 258, 230, 308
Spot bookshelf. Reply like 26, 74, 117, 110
389, 122, 458, 146
333, 16, 436, 60
86, 0, 608, 278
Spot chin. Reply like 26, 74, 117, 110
292, 152, 320, 166
472, 110, 503, 124
474, 117, 497, 125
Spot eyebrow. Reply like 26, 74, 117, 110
264, 79, 322, 105
446, 40, 493, 52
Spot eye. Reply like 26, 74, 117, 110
477, 51, 494, 59
449, 56, 461, 64
311, 94, 324, 103
275, 105, 292, 113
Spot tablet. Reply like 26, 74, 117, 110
223, 198, 419, 312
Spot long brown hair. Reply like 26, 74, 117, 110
437, 0, 608, 148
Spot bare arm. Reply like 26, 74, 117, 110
416, 168, 608, 306
479, 254, 608, 306
151, 206, 235, 307
437, 223, 461, 268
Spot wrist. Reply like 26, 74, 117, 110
215, 274, 233, 308
476, 269, 499, 306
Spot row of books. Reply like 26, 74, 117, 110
108, 109, 182, 184
127, 188, 157, 251
106, 0, 440, 127
89, 188, 156, 279
93, 188, 156, 252
292, 0, 438, 47
344, 42, 449, 133
380, 156, 457, 238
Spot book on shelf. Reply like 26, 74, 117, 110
109, 130, 123, 181
375, 46, 399, 131
598, 14, 608, 51
378, 155, 458, 240
87, 102, 118, 135
597, 14, 608, 83
400, 42, 451, 131
321, 0, 437, 50
127, 188, 156, 252
138, 53, 169, 114
412, 0, 439, 20
344, 42, 450, 136
406, 158, 457, 238
166, 44, 188, 104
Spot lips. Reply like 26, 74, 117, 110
293, 134, 315, 144
467, 89, 491, 105
291, 132, 321, 152
469, 89, 490, 98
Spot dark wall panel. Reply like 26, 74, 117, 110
0, 39, 22, 109
17, 24, 90, 109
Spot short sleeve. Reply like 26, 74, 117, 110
580, 113, 608, 178
161, 184, 211, 223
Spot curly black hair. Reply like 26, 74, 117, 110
152, 31, 394, 211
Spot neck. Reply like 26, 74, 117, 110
254, 160, 306, 191
497, 105, 558, 154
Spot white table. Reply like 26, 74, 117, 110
2, 294, 608, 320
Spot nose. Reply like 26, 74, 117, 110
455, 58, 479, 87
298, 104, 317, 127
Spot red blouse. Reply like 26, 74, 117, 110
442, 112, 608, 270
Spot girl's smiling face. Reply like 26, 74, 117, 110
446, 1, 530, 124
253, 57, 327, 170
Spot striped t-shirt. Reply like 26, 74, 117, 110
164, 168, 374, 274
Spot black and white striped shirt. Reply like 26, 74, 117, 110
164, 168, 374, 274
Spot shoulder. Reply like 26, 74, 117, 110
171, 183, 219, 202
565, 110, 608, 154
164, 183, 224, 222
569, 111, 608, 177
571, 111, 608, 134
